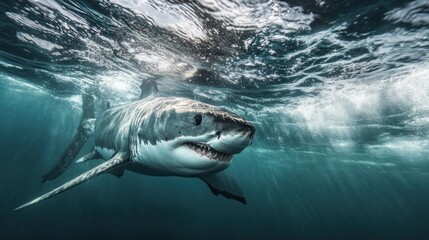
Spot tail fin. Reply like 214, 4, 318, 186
139, 78, 158, 99
42, 93, 95, 183
82, 93, 95, 119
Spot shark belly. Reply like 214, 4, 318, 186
131, 140, 230, 177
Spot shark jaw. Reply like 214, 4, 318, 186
185, 142, 233, 162
132, 130, 256, 176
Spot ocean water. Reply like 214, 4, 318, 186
1, 0, 429, 239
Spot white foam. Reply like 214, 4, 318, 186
109, 0, 207, 42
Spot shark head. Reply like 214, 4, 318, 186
130, 97, 255, 176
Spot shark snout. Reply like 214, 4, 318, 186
241, 124, 255, 139
209, 122, 255, 155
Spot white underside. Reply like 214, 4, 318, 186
93, 131, 251, 177
96, 146, 115, 160
133, 135, 231, 177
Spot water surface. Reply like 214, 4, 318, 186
1, 0, 429, 239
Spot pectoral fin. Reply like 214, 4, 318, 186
200, 172, 246, 204
15, 152, 129, 211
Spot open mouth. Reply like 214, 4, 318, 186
186, 142, 232, 162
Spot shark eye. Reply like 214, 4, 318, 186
194, 114, 202, 125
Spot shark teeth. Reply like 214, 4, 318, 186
186, 142, 232, 162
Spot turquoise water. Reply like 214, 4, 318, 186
1, 0, 429, 239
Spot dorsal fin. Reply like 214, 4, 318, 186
139, 78, 158, 99
16, 152, 129, 210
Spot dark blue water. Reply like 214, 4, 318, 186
1, 0, 429, 239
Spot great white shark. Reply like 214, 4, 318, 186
15, 80, 255, 210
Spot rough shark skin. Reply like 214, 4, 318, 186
98, 97, 255, 176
